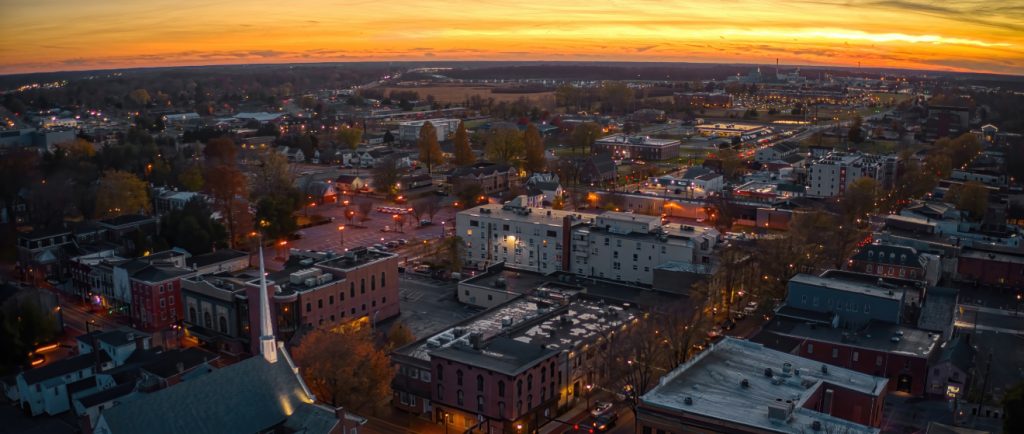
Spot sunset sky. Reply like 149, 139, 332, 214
1, 0, 1022, 75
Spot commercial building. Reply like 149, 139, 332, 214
755, 141, 800, 163
673, 92, 733, 109
391, 289, 640, 434
447, 162, 519, 196
758, 274, 942, 397
638, 337, 887, 434
956, 247, 1024, 288
695, 122, 771, 140
127, 263, 194, 332
806, 152, 885, 198
399, 118, 461, 144
592, 134, 681, 161
848, 244, 940, 286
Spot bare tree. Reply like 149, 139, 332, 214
424, 198, 441, 223
357, 199, 373, 222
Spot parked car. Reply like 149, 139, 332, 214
590, 401, 613, 417
721, 319, 736, 331
385, 241, 399, 249
592, 413, 618, 432
743, 301, 759, 315
397, 238, 408, 245
371, 243, 385, 251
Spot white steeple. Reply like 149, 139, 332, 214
257, 245, 278, 364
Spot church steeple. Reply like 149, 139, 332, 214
257, 245, 278, 364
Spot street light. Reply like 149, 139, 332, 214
337, 225, 346, 248
585, 384, 593, 411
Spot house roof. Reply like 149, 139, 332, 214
430, 337, 558, 376
99, 214, 155, 228
21, 352, 110, 386
75, 328, 151, 348
140, 348, 219, 379
77, 381, 136, 409
131, 264, 193, 284
98, 347, 338, 434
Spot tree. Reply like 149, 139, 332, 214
848, 115, 864, 143
842, 177, 879, 222
599, 81, 634, 114
451, 121, 475, 167
95, 170, 151, 218
417, 122, 443, 173
523, 123, 546, 173
454, 181, 484, 209
205, 165, 249, 248
409, 198, 430, 222
945, 181, 989, 221
160, 197, 227, 255
371, 156, 401, 196
203, 136, 237, 166
336, 127, 363, 153
1004, 382, 1024, 434
128, 88, 152, 107
292, 328, 395, 415
424, 198, 441, 223
717, 149, 744, 180
357, 199, 373, 222
386, 322, 416, 349
484, 127, 525, 166
430, 236, 465, 272
255, 195, 299, 241
571, 122, 603, 155
177, 164, 205, 191
251, 152, 295, 200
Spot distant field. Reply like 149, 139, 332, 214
381, 85, 556, 106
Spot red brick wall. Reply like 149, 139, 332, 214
298, 256, 401, 329
958, 255, 1024, 287
796, 339, 928, 397
131, 278, 183, 331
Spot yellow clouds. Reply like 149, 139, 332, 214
0, 0, 1021, 74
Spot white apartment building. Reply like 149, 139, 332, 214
456, 198, 720, 287
398, 118, 461, 144
456, 197, 591, 274
571, 212, 718, 286
806, 152, 884, 198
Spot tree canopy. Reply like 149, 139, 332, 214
523, 123, 546, 173
95, 170, 151, 218
451, 121, 475, 167
417, 121, 443, 173
160, 197, 227, 255
292, 328, 394, 415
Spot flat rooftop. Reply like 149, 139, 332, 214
790, 274, 904, 301
430, 336, 558, 376
763, 317, 940, 358
641, 337, 884, 434
511, 296, 639, 352
595, 134, 680, 147
460, 203, 594, 226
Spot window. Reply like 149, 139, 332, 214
498, 380, 505, 397
477, 395, 484, 412
329, 295, 334, 305
437, 384, 444, 399
852, 351, 859, 362
864, 304, 871, 313
381, 272, 386, 288
219, 316, 228, 333
371, 275, 376, 291
457, 370, 463, 386
382, 296, 387, 304
437, 365, 444, 381
306, 303, 311, 313
421, 371, 431, 382
204, 312, 212, 328
159, 298, 166, 308
807, 343, 814, 354
517, 380, 523, 396
350, 283, 355, 298
876, 356, 883, 367
498, 402, 506, 415
361, 279, 365, 294
477, 375, 484, 392
340, 291, 345, 301
361, 304, 366, 311
189, 307, 197, 323
470, 220, 479, 227
318, 299, 323, 309
527, 374, 533, 390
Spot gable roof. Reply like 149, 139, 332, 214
937, 336, 975, 373
186, 249, 248, 269
98, 348, 337, 434
851, 244, 925, 269
21, 352, 110, 386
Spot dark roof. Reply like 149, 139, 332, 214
430, 337, 558, 376
99, 348, 338, 434
21, 352, 110, 385
186, 249, 248, 269
938, 336, 975, 372
449, 162, 515, 178
75, 328, 150, 348
852, 244, 925, 269
18, 226, 72, 240
99, 214, 155, 228
775, 305, 835, 324
141, 348, 219, 379
77, 382, 137, 408
781, 153, 806, 164
66, 376, 98, 395
131, 265, 193, 283
335, 174, 362, 183
777, 183, 805, 193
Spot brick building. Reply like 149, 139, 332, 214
129, 265, 193, 331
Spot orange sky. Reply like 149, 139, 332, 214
1, 0, 1022, 75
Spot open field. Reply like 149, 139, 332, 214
381, 85, 556, 105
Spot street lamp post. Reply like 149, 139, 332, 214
440, 221, 446, 239
337, 225, 346, 249
585, 383, 593, 412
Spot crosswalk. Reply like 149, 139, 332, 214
399, 288, 425, 302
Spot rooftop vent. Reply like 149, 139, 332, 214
811, 420, 822, 431
782, 362, 793, 376
764, 368, 774, 378
821, 364, 828, 375
741, 379, 750, 388
683, 397, 693, 406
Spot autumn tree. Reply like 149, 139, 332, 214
945, 181, 989, 221
717, 148, 744, 180
523, 123, 546, 173
484, 127, 524, 166
842, 177, 879, 222
430, 236, 465, 272
424, 198, 441, 223
386, 322, 416, 349
571, 122, 603, 155
95, 170, 151, 218
357, 199, 373, 222
128, 88, 151, 107
848, 115, 864, 143
336, 126, 363, 153
203, 136, 238, 166
292, 328, 395, 415
177, 164, 205, 191
417, 121, 444, 173
251, 152, 296, 200
451, 121, 475, 166
205, 165, 249, 247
